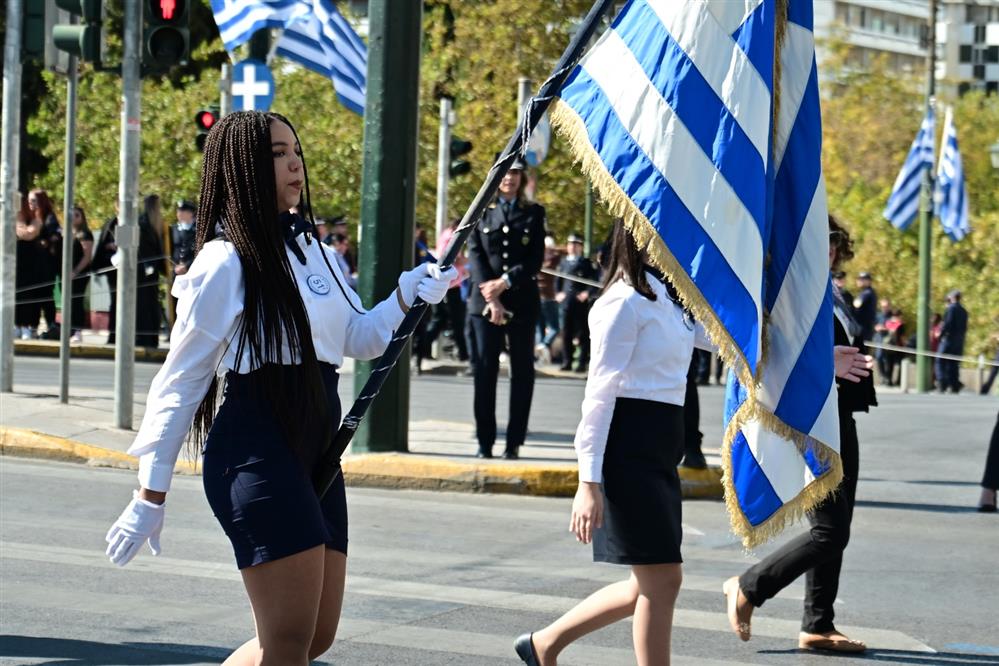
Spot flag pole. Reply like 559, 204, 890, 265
314, 0, 617, 498
916, 0, 938, 393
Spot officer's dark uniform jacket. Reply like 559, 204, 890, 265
467, 198, 546, 319
555, 254, 601, 299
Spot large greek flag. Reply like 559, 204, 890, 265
936, 107, 971, 242
210, 0, 367, 115
884, 106, 935, 231
551, 0, 840, 547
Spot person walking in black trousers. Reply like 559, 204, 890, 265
978, 411, 999, 512
466, 156, 545, 460
724, 216, 876, 654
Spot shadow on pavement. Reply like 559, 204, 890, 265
0, 635, 234, 666
757, 648, 999, 664
854, 500, 980, 514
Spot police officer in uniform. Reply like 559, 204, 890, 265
555, 232, 600, 372
171, 200, 198, 277
467, 156, 546, 459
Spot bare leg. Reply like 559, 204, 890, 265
531, 575, 640, 666
309, 550, 348, 660
224, 544, 326, 666
632, 563, 682, 666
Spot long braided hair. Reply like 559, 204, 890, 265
189, 111, 329, 460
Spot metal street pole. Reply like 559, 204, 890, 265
435, 97, 451, 240
0, 0, 24, 393
353, 0, 422, 454
916, 0, 938, 393
114, 0, 142, 428
518, 77, 532, 115
58, 51, 79, 403
220, 62, 233, 117
584, 181, 594, 256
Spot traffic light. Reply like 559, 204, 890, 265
144, 0, 190, 71
22, 1, 47, 62
449, 137, 472, 178
195, 107, 219, 151
51, 0, 103, 63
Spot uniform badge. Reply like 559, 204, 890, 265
502, 225, 510, 234
306, 274, 331, 295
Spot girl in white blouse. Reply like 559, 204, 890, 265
103, 111, 454, 665
515, 220, 712, 666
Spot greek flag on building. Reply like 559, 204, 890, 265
210, 0, 367, 114
884, 106, 935, 231
551, 0, 840, 547
935, 107, 971, 242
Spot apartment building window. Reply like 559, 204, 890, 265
871, 9, 884, 32
987, 46, 999, 64
974, 64, 985, 79
987, 81, 998, 95
960, 45, 973, 63
975, 25, 987, 43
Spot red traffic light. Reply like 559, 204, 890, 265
150, 0, 186, 22
195, 109, 217, 131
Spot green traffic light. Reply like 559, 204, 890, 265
52, 24, 101, 61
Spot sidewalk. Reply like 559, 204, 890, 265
1, 339, 724, 499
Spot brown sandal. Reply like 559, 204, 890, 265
723, 577, 752, 641
799, 631, 867, 653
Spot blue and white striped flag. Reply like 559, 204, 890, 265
884, 106, 935, 231
935, 107, 971, 242
551, 0, 840, 547
210, 0, 367, 115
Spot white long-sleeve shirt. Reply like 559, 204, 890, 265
574, 275, 714, 483
128, 234, 406, 492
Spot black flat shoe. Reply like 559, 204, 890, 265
502, 449, 519, 460
978, 504, 997, 513
475, 450, 493, 459
514, 633, 540, 666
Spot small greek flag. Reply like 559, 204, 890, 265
210, 0, 367, 115
884, 106, 935, 231
935, 107, 971, 242
552, 0, 840, 547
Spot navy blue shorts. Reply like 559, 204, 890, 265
203, 363, 347, 569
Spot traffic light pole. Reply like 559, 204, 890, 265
435, 97, 451, 240
0, 0, 23, 393
916, 0, 938, 393
352, 0, 423, 454
114, 0, 141, 428
58, 51, 79, 403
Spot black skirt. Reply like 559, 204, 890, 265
593, 398, 684, 565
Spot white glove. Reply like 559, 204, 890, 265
397, 264, 459, 307
105, 490, 165, 567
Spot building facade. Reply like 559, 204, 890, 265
938, 0, 999, 94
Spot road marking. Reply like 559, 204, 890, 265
3, 540, 933, 652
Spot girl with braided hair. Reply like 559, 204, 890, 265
103, 111, 455, 664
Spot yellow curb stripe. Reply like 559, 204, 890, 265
0, 428, 723, 499
12, 341, 168, 362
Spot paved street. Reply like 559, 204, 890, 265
2, 368, 999, 664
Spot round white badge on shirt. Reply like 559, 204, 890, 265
306, 274, 331, 296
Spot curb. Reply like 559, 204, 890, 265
13, 340, 168, 363
0, 427, 724, 499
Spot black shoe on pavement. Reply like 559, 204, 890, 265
502, 449, 519, 460
513, 633, 540, 666
476, 449, 493, 459
680, 452, 708, 469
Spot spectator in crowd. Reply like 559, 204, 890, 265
424, 218, 469, 363
980, 327, 998, 395
681, 354, 707, 469
832, 270, 852, 306
329, 234, 357, 291
467, 155, 545, 459
68, 206, 94, 342
92, 202, 120, 344
171, 200, 197, 277
979, 411, 999, 513
851, 271, 877, 344
555, 233, 600, 373
329, 216, 356, 273
412, 224, 437, 374
873, 298, 892, 383
29, 189, 63, 339
879, 308, 905, 386
137, 195, 167, 348
936, 290, 968, 393
535, 234, 562, 364
15, 193, 44, 339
